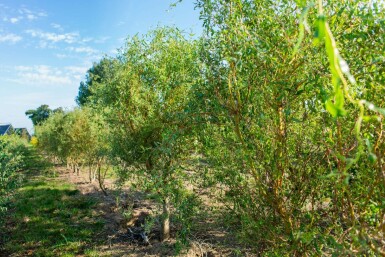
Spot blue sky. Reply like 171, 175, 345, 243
0, 0, 201, 131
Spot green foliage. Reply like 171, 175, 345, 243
25, 104, 63, 126
195, 0, 385, 255
0, 135, 29, 217
87, 27, 202, 241
76, 58, 120, 106
33, 0, 385, 255
35, 108, 108, 165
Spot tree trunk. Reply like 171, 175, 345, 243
88, 163, 93, 183
97, 163, 108, 196
161, 197, 170, 241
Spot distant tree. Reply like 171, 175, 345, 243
76, 81, 90, 106
53, 107, 64, 114
76, 58, 120, 106
25, 105, 53, 126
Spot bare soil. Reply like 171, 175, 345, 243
54, 166, 256, 256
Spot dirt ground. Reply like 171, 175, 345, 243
54, 166, 255, 257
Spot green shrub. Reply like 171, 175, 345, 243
0, 135, 29, 217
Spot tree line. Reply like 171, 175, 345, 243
32, 0, 385, 255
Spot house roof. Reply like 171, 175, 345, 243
0, 124, 12, 135
14, 128, 31, 136
14, 128, 26, 133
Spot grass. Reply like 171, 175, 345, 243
1, 174, 105, 257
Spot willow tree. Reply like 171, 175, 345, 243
35, 111, 67, 163
195, 0, 385, 254
90, 27, 200, 241
196, 0, 325, 248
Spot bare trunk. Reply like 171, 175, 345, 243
97, 162, 108, 196
88, 163, 93, 183
161, 197, 170, 241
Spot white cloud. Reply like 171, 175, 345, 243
0, 33, 22, 43
14, 66, 33, 71
55, 53, 68, 58
25, 29, 79, 44
26, 14, 37, 20
38, 11, 47, 17
1, 92, 50, 104
81, 37, 93, 43
10, 17, 21, 23
51, 23, 63, 30
65, 66, 88, 74
19, 7, 47, 17
24, 73, 72, 85
2, 7, 46, 24
94, 36, 110, 43
10, 65, 87, 87
67, 46, 98, 55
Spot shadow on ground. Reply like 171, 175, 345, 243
0, 178, 104, 257
1, 163, 254, 257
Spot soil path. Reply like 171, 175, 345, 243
57, 167, 256, 257
2, 165, 253, 256
55, 166, 253, 256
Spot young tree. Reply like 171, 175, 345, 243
89, 27, 200, 241
195, 0, 385, 254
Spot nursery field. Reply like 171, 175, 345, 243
1, 0, 385, 256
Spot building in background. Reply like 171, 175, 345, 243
0, 124, 14, 136
0, 124, 31, 141
14, 128, 31, 141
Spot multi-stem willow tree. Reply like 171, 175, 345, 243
195, 0, 385, 254
304, 1, 385, 254
89, 27, 200, 241
196, 0, 327, 248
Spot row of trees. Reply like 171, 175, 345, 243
34, 108, 109, 194
35, 0, 385, 255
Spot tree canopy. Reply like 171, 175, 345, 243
25, 105, 63, 126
